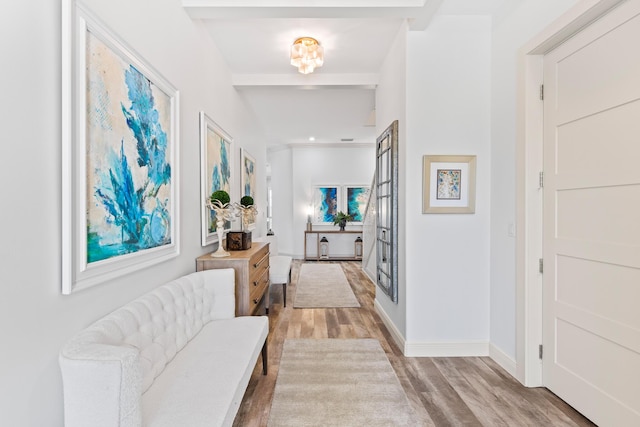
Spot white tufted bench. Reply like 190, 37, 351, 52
59, 269, 268, 427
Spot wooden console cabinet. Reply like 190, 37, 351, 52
196, 242, 270, 316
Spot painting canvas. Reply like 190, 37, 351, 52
240, 148, 256, 230
86, 33, 174, 263
422, 155, 476, 214
62, 6, 179, 294
200, 112, 233, 246
345, 185, 371, 224
312, 186, 340, 224
436, 170, 461, 200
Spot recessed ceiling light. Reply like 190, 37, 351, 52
309, 136, 315, 142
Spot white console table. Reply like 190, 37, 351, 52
304, 230, 363, 261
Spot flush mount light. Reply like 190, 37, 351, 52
290, 37, 324, 74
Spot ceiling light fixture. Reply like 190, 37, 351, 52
290, 37, 324, 74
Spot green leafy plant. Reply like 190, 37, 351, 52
332, 211, 354, 226
236, 195, 257, 231
210, 190, 230, 206
240, 195, 254, 206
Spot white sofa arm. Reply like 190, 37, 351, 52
199, 268, 236, 320
60, 343, 142, 427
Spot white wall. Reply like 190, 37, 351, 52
268, 147, 294, 254
404, 15, 492, 353
372, 0, 582, 362
0, 0, 264, 425
489, 0, 579, 366
374, 21, 409, 337
269, 144, 376, 258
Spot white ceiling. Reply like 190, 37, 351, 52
183, 0, 518, 148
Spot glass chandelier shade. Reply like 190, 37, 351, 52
290, 37, 324, 74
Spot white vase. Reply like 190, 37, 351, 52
211, 217, 230, 257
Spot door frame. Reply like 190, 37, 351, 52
515, 0, 626, 387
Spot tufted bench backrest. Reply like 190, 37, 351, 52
61, 269, 235, 394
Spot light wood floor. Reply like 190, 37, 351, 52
233, 261, 596, 427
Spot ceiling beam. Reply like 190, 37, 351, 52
232, 73, 378, 89
183, 0, 426, 8
185, 7, 425, 19
182, 0, 442, 22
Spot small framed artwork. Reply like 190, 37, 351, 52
423, 155, 476, 214
61, 3, 180, 294
240, 148, 257, 230
344, 185, 371, 224
312, 186, 341, 224
200, 112, 233, 246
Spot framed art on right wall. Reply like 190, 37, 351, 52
423, 155, 476, 214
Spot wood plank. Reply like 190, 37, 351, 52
233, 261, 595, 427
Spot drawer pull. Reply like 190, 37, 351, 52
253, 252, 269, 269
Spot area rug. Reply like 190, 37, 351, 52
267, 339, 417, 426
293, 263, 360, 308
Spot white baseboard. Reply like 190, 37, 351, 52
362, 267, 376, 284
489, 343, 517, 378
374, 299, 517, 371
374, 300, 490, 358
373, 299, 406, 352
404, 341, 490, 357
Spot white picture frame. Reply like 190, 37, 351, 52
61, 3, 180, 294
311, 185, 341, 224
343, 185, 371, 225
200, 112, 234, 246
240, 148, 257, 231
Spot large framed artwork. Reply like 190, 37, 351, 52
312, 186, 341, 224
240, 148, 256, 230
200, 112, 233, 246
61, 3, 180, 294
344, 185, 371, 224
422, 155, 476, 214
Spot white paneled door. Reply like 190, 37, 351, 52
542, 1, 640, 426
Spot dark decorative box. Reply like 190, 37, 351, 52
226, 231, 252, 251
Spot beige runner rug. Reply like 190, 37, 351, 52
294, 263, 360, 308
267, 339, 418, 426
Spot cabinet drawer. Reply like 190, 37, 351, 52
249, 267, 269, 304
195, 241, 269, 317
249, 245, 270, 280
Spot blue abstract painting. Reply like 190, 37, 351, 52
436, 169, 461, 200
313, 186, 339, 223
241, 149, 256, 198
86, 32, 173, 263
346, 186, 371, 222
240, 149, 256, 229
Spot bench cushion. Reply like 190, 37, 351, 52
269, 255, 292, 284
142, 316, 268, 427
